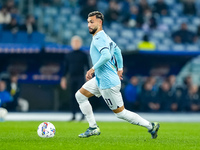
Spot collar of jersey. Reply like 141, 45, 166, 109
93, 30, 104, 38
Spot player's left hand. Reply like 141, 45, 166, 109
86, 68, 95, 81
117, 70, 123, 80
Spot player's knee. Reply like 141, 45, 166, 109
75, 90, 88, 104
114, 109, 127, 119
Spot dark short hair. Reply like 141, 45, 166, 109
88, 11, 104, 24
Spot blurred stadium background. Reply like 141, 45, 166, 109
0, 0, 200, 120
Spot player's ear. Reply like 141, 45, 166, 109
98, 19, 102, 26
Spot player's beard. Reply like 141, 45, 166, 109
89, 27, 97, 35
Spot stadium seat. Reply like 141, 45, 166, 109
98, 1, 108, 13
80, 22, 88, 30
43, 16, 53, 26
162, 38, 173, 45
147, 0, 156, 4
157, 44, 170, 51
191, 17, 200, 27
170, 10, 178, 17
171, 24, 180, 32
60, 7, 72, 16
120, 29, 134, 40
15, 32, 29, 43
74, 29, 88, 38
150, 38, 160, 46
110, 22, 123, 30
176, 17, 189, 25
29, 32, 45, 44
172, 3, 183, 15
116, 38, 129, 50
63, 30, 73, 40
186, 45, 200, 51
70, 15, 81, 23
126, 44, 136, 51
161, 17, 174, 27
106, 30, 118, 39
165, 0, 175, 6
0, 31, 16, 43
52, 22, 62, 33
172, 44, 185, 51
65, 22, 77, 30
84, 38, 92, 47
133, 39, 142, 46
134, 30, 144, 39
151, 30, 165, 39
34, 7, 43, 18
188, 24, 197, 32
44, 7, 58, 18
56, 15, 68, 25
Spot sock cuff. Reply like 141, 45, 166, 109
114, 109, 127, 118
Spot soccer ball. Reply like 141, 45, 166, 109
37, 122, 56, 138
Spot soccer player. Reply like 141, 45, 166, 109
75, 11, 160, 138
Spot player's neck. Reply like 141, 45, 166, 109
93, 27, 103, 36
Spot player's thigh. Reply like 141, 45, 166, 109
82, 77, 101, 98
100, 84, 124, 110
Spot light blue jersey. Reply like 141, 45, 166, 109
90, 30, 123, 89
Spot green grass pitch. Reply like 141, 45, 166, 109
1, 121, 200, 150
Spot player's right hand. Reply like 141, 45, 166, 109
86, 68, 95, 81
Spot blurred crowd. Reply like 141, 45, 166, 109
123, 75, 200, 112
1, 0, 200, 46
0, 0, 37, 34
0, 73, 29, 113
77, 0, 200, 44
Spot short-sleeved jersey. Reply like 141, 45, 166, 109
90, 30, 121, 89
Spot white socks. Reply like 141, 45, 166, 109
115, 109, 152, 130
75, 90, 152, 130
79, 101, 97, 128
75, 91, 97, 128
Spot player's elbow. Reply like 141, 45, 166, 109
104, 53, 111, 61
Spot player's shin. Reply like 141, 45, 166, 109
114, 109, 152, 130
75, 91, 97, 128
